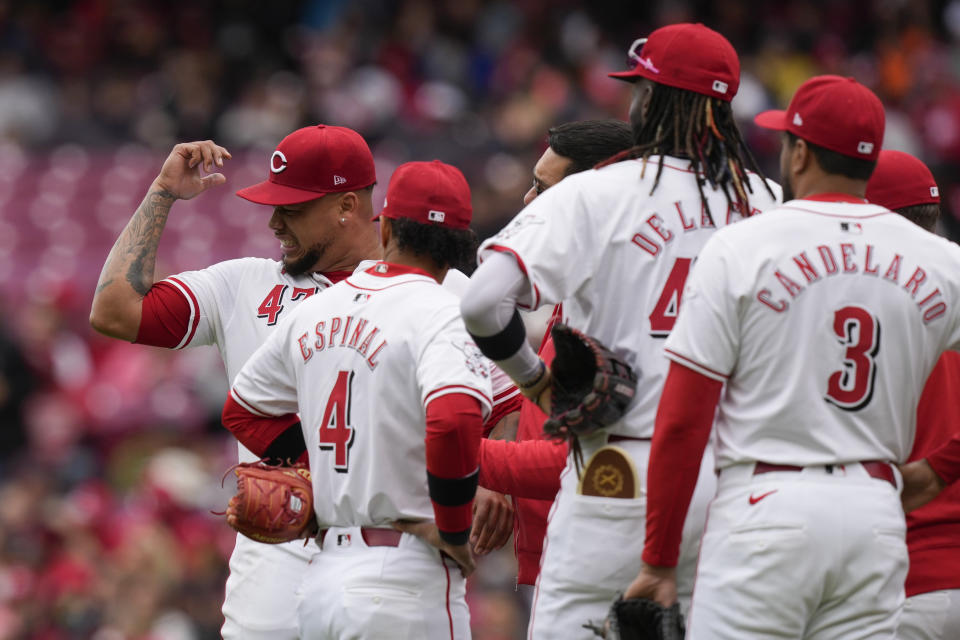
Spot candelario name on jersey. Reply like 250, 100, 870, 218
756, 241, 947, 323
296, 315, 388, 370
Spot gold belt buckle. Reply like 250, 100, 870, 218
577, 445, 639, 499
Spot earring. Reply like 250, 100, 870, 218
340, 217, 346, 223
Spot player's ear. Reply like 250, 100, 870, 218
339, 191, 359, 216
789, 137, 813, 176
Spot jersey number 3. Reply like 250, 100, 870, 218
319, 370, 356, 472
824, 305, 880, 411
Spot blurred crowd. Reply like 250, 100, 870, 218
2, 1, 960, 638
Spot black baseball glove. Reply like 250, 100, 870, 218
542, 324, 637, 441
585, 595, 685, 640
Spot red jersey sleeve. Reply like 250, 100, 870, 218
135, 279, 198, 348
222, 391, 303, 460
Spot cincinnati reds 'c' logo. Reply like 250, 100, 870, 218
271, 150, 288, 174
590, 464, 624, 497
456, 341, 490, 379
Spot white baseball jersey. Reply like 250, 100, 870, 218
162, 257, 371, 462
478, 156, 781, 438
230, 262, 494, 527
665, 196, 960, 467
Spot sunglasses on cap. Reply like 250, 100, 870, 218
626, 37, 648, 67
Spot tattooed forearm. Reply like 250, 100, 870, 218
120, 189, 177, 295
95, 278, 114, 294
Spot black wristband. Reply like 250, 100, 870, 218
468, 309, 527, 361
263, 421, 306, 463
439, 527, 471, 546
427, 468, 479, 506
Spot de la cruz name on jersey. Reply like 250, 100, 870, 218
630, 198, 766, 258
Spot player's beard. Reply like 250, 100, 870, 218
283, 239, 333, 277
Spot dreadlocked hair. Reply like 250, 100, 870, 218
598, 84, 775, 224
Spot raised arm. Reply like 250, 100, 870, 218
89, 141, 231, 340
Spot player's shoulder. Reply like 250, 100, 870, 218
201, 256, 285, 279
917, 228, 960, 262
168, 256, 284, 290
440, 268, 471, 297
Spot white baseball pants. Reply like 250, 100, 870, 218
527, 434, 716, 639
898, 589, 960, 639
687, 462, 908, 639
221, 533, 316, 639
297, 529, 469, 639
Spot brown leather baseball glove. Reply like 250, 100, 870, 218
224, 461, 317, 544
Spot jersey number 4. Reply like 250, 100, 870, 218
824, 305, 880, 411
649, 258, 692, 337
319, 370, 356, 472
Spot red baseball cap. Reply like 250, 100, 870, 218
754, 75, 885, 162
379, 160, 472, 230
608, 23, 740, 102
866, 150, 940, 211
236, 125, 376, 205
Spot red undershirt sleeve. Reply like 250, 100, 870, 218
425, 393, 484, 545
222, 392, 304, 462
927, 433, 960, 485
135, 281, 194, 348
479, 438, 567, 499
643, 361, 723, 567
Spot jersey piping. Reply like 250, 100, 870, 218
425, 384, 494, 416
664, 348, 730, 382
165, 276, 201, 349
778, 205, 895, 219
229, 388, 272, 418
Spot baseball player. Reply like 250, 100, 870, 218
221, 160, 491, 639
477, 119, 633, 584
865, 150, 960, 640
90, 125, 381, 639
628, 75, 960, 639
460, 23, 780, 638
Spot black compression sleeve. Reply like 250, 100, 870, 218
468, 309, 527, 361
262, 421, 306, 463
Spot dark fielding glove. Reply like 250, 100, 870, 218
542, 324, 638, 441
585, 595, 685, 640
224, 461, 317, 544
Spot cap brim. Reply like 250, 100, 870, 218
608, 69, 642, 82
236, 180, 332, 206
754, 109, 789, 131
